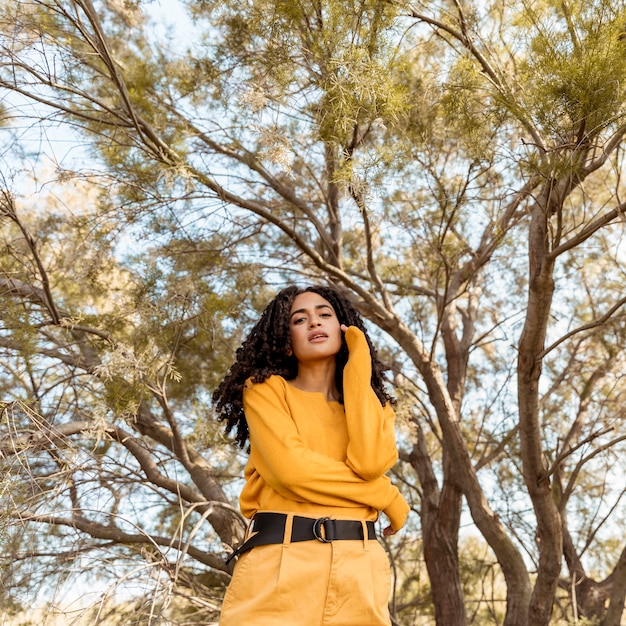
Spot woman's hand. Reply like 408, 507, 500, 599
383, 525, 397, 536
340, 323, 349, 333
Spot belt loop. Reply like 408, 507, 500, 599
244, 517, 255, 541
361, 520, 369, 551
283, 512, 294, 548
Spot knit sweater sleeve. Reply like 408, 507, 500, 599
342, 326, 399, 480
242, 376, 404, 521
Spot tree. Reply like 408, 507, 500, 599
1, 1, 626, 624
0, 175, 259, 622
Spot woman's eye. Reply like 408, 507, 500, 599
293, 317, 306, 325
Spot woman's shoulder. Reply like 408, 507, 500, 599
244, 374, 288, 391
243, 375, 292, 410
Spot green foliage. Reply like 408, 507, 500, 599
441, 55, 501, 162
518, 2, 626, 145
2, 0, 626, 624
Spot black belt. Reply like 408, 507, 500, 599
226, 513, 377, 564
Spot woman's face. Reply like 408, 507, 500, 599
288, 292, 343, 364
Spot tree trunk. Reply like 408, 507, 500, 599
517, 195, 563, 625
410, 420, 466, 625
391, 320, 531, 625
424, 479, 465, 625
603, 547, 626, 626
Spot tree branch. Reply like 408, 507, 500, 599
404, 2, 545, 151
548, 203, 626, 259
538, 296, 626, 360
1, 190, 61, 323
16, 510, 230, 572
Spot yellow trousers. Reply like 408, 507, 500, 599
219, 516, 392, 625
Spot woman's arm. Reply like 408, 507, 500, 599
341, 326, 399, 480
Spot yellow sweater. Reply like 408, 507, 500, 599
240, 326, 410, 531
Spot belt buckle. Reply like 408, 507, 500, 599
312, 517, 334, 543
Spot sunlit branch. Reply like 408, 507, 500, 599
106, 423, 207, 509
149, 385, 193, 469
172, 112, 340, 261
73, 0, 178, 163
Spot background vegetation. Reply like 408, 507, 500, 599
1, 1, 626, 624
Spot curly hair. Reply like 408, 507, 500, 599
212, 285, 394, 448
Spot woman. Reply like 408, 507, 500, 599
213, 285, 409, 625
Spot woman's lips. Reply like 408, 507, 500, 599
308, 332, 328, 342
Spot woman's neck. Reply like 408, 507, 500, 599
290, 360, 339, 402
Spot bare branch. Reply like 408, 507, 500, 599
547, 426, 614, 481
348, 183, 393, 312
561, 434, 626, 506
15, 510, 230, 572
538, 296, 626, 359
548, 203, 626, 259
